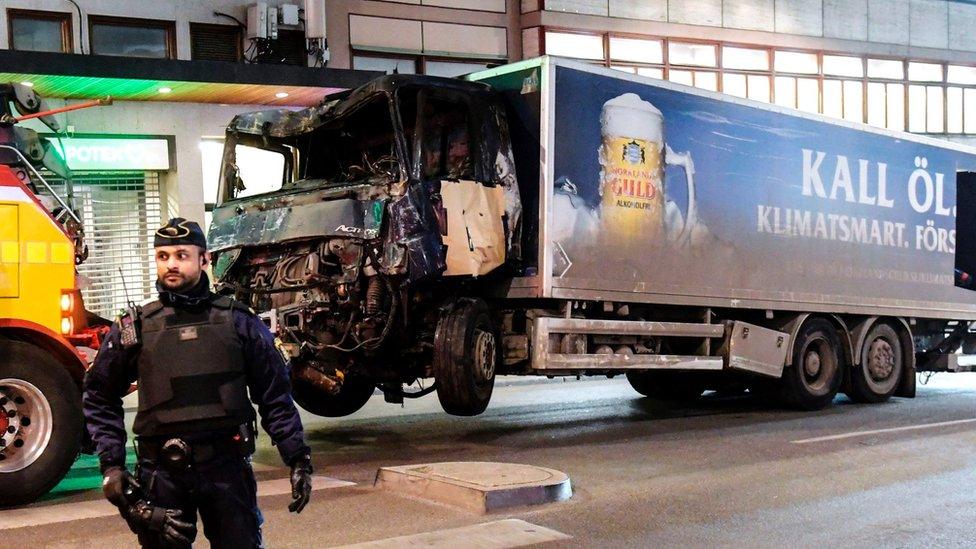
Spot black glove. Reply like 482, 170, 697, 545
288, 454, 313, 513
101, 466, 131, 508
127, 500, 197, 546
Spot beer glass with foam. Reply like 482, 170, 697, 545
598, 93, 696, 249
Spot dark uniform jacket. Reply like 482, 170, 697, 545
83, 275, 309, 472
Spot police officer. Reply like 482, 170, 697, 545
83, 217, 313, 548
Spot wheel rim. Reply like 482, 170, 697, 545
862, 335, 900, 394
867, 338, 895, 381
801, 337, 836, 396
0, 379, 53, 472
474, 329, 496, 382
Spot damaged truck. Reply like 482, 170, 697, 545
208, 57, 976, 418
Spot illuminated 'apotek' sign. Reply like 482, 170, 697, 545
53, 138, 170, 171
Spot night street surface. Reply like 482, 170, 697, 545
4, 373, 976, 548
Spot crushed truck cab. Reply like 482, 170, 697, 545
209, 74, 522, 415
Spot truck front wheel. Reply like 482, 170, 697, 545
0, 339, 83, 507
780, 319, 842, 410
433, 298, 497, 416
846, 323, 903, 403
291, 375, 375, 418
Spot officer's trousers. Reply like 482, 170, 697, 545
135, 454, 263, 549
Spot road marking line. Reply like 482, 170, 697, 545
0, 475, 353, 531
792, 418, 976, 444
333, 519, 572, 549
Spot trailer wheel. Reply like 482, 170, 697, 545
0, 339, 83, 507
433, 298, 497, 416
780, 319, 842, 410
626, 371, 705, 402
291, 375, 374, 418
847, 323, 903, 403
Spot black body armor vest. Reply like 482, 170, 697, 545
133, 295, 255, 437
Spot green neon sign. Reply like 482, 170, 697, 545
51, 137, 170, 171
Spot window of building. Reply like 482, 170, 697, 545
722, 46, 768, 71
190, 23, 242, 63
868, 58, 904, 79
8, 9, 72, 53
544, 31, 604, 60
609, 37, 663, 64
89, 16, 176, 59
275, 29, 307, 66
908, 62, 943, 82
353, 52, 496, 77
354, 55, 418, 74
669, 42, 716, 67
424, 60, 493, 78
823, 55, 863, 78
534, 29, 976, 135
774, 51, 818, 74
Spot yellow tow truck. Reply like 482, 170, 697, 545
0, 83, 110, 506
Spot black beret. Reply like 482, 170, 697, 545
154, 217, 207, 249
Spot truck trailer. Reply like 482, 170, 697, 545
208, 56, 976, 419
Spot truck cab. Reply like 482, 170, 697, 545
209, 75, 522, 416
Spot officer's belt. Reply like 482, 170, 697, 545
136, 435, 241, 465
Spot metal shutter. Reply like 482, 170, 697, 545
190, 23, 242, 63
72, 172, 162, 319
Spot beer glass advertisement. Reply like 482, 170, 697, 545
551, 65, 976, 309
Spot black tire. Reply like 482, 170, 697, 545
780, 319, 843, 410
626, 371, 705, 402
433, 298, 497, 416
291, 375, 374, 418
847, 323, 903, 404
0, 339, 83, 507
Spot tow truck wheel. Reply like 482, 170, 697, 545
291, 375, 375, 418
626, 371, 705, 402
780, 318, 842, 410
847, 323, 903, 403
0, 339, 83, 507
433, 298, 497, 416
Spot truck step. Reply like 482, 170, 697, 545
537, 353, 724, 371
534, 317, 725, 338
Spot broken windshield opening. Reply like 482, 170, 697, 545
219, 94, 403, 202
291, 94, 401, 185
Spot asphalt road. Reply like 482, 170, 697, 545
4, 373, 976, 548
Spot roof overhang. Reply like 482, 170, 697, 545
0, 50, 381, 107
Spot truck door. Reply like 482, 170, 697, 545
414, 91, 507, 277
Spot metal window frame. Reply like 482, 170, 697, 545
7, 8, 73, 54
88, 14, 177, 60
535, 26, 976, 136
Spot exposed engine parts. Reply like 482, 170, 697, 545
216, 236, 400, 387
